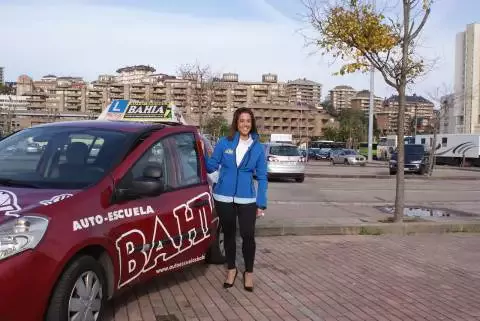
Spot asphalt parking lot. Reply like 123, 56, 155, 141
257, 171, 480, 228
104, 234, 480, 321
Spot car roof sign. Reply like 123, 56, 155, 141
97, 100, 188, 125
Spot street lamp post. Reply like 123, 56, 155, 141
367, 0, 376, 162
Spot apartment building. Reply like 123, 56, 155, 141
286, 78, 322, 108
329, 85, 357, 111
350, 90, 383, 115
0, 95, 28, 134
252, 103, 335, 143
12, 67, 328, 135
381, 94, 435, 135
116, 65, 156, 84
452, 23, 480, 134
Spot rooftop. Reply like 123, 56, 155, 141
332, 85, 355, 90
287, 78, 321, 86
116, 65, 156, 74
385, 94, 433, 104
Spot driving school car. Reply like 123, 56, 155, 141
0, 117, 224, 321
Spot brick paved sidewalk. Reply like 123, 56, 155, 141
104, 235, 480, 321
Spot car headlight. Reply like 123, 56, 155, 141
0, 216, 49, 261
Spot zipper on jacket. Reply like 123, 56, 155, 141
235, 138, 257, 200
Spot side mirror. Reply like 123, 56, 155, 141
115, 165, 165, 202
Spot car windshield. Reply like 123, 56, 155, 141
269, 145, 300, 156
0, 126, 132, 189
343, 149, 357, 155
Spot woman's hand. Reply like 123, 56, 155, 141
257, 208, 265, 218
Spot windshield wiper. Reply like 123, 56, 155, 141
0, 178, 41, 189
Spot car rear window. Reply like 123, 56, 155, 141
406, 145, 425, 155
269, 145, 300, 156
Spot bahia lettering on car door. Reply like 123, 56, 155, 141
109, 130, 214, 289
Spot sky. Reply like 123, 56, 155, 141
1, 0, 479, 100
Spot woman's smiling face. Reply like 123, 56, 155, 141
237, 112, 252, 137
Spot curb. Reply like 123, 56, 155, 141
255, 221, 480, 236
305, 173, 480, 180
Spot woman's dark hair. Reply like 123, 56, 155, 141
227, 107, 258, 141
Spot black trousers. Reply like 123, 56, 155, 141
214, 200, 257, 272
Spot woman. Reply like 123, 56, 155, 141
203, 107, 268, 292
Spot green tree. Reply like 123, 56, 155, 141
303, 0, 434, 222
338, 109, 367, 148
204, 116, 229, 140
320, 100, 339, 117
322, 126, 339, 140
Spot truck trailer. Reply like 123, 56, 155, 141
415, 134, 480, 166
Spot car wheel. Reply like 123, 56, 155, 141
205, 224, 225, 265
389, 170, 397, 175
45, 255, 107, 321
330, 159, 335, 165
344, 159, 349, 165
295, 176, 305, 183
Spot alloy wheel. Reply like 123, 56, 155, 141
68, 271, 103, 321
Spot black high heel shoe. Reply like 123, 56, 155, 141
243, 271, 253, 292
223, 269, 238, 288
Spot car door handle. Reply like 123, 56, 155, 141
190, 199, 209, 208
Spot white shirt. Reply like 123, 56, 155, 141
236, 135, 253, 166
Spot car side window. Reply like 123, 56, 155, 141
171, 132, 201, 188
120, 139, 172, 192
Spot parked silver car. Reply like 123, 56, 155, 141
331, 148, 366, 166
264, 142, 306, 182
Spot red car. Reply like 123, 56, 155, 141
0, 120, 224, 321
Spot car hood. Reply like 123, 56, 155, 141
0, 188, 80, 225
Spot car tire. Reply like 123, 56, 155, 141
389, 170, 397, 175
419, 165, 427, 175
205, 225, 225, 265
330, 159, 335, 166
344, 159, 349, 165
45, 255, 107, 321
295, 176, 305, 183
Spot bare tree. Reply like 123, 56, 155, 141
301, 0, 436, 222
177, 62, 219, 131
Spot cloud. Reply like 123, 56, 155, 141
0, 0, 458, 100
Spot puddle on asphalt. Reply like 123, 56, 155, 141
376, 206, 480, 219
378, 206, 452, 217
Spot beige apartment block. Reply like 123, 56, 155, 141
251, 103, 335, 143
286, 78, 322, 108
350, 90, 383, 115
13, 68, 327, 135
381, 94, 435, 135
329, 85, 357, 110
